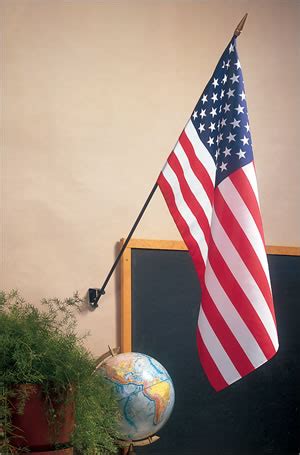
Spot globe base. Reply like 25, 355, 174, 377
119, 435, 160, 454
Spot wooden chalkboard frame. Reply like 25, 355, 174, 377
120, 238, 300, 352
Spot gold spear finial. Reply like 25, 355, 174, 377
234, 13, 248, 37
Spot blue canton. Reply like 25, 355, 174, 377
191, 38, 253, 185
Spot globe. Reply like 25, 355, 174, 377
99, 352, 175, 441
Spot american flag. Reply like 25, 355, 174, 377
157, 37, 279, 391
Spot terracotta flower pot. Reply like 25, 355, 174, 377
10, 384, 74, 453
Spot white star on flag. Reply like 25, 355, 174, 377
234, 59, 241, 69
210, 108, 217, 118
211, 93, 218, 103
230, 118, 241, 129
235, 104, 245, 115
227, 132, 236, 142
236, 149, 246, 159
219, 161, 228, 171
207, 136, 214, 146
230, 73, 240, 84
223, 146, 232, 156
227, 88, 235, 98
241, 135, 249, 145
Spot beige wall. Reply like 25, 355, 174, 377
2, 0, 299, 355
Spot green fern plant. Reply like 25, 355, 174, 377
0, 290, 120, 454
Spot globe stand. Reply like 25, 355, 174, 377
127, 444, 136, 455
119, 435, 160, 455
94, 345, 120, 370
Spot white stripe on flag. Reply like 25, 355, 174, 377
205, 260, 267, 367
242, 162, 260, 207
218, 177, 271, 286
211, 212, 279, 350
173, 141, 212, 222
198, 307, 241, 385
162, 162, 208, 263
184, 120, 216, 184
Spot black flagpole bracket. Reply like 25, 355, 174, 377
88, 288, 105, 308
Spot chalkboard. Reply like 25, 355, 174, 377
120, 239, 300, 455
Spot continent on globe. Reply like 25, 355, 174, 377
144, 380, 171, 425
99, 352, 175, 441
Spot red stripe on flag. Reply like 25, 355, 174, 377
167, 152, 211, 245
179, 130, 215, 204
201, 282, 255, 376
214, 188, 276, 321
230, 168, 265, 243
158, 172, 205, 281
196, 327, 228, 391
208, 239, 277, 358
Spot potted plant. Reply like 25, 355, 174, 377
0, 290, 120, 454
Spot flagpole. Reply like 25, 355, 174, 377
89, 182, 158, 307
88, 13, 248, 308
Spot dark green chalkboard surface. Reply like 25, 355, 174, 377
120, 240, 300, 455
